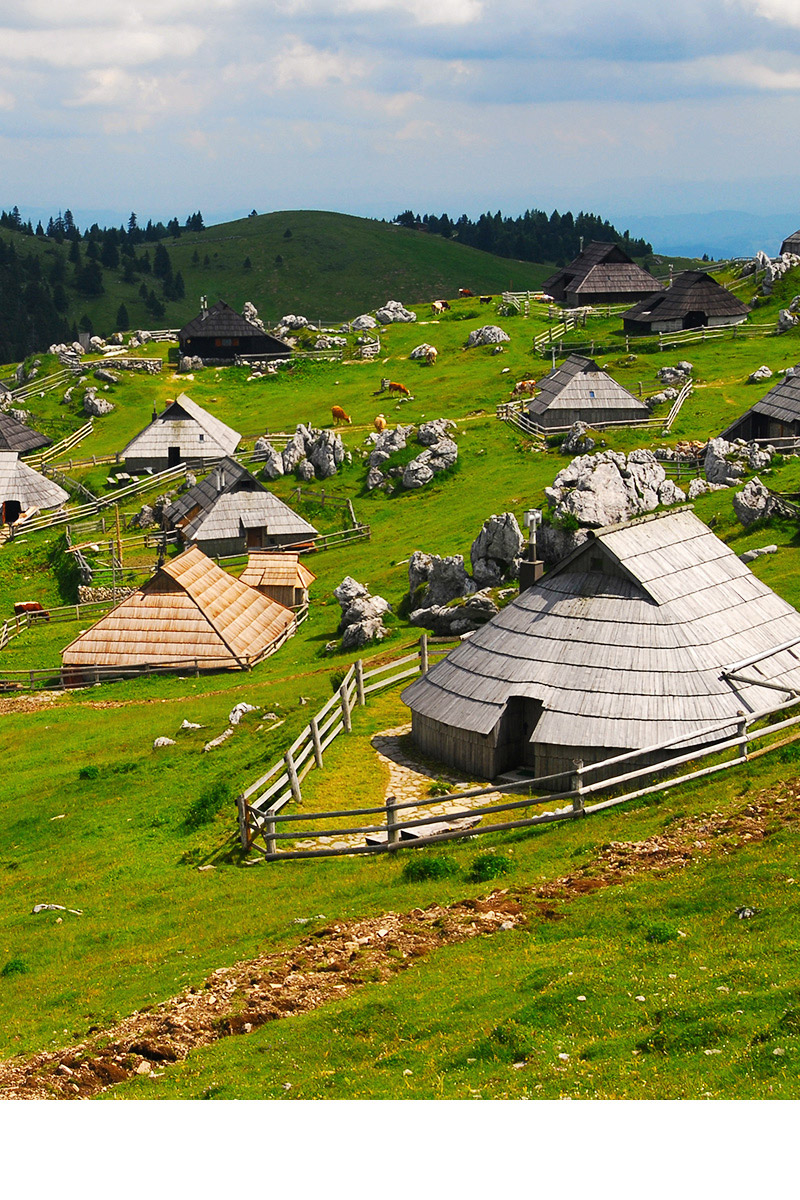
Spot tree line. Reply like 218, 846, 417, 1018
393, 208, 652, 265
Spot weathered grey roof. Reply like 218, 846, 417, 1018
164, 458, 253, 525
781, 231, 800, 254
722, 368, 800, 437
179, 300, 268, 341
182, 489, 318, 545
542, 242, 662, 300
528, 354, 648, 419
0, 412, 51, 454
121, 393, 240, 461
0, 452, 69, 511
623, 271, 750, 324
402, 509, 800, 752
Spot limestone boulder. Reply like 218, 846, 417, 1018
259, 443, 285, 480
466, 325, 510, 347
562, 421, 596, 454
418, 418, 456, 446
410, 343, 438, 360
282, 430, 307, 473
375, 300, 416, 324
471, 513, 524, 586
733, 477, 777, 526
82, 388, 114, 417
351, 314, 377, 331
704, 437, 747, 486
748, 365, 773, 383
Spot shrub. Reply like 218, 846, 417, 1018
779, 742, 800, 763
401, 854, 459, 882
428, 778, 452, 797
78, 765, 100, 780
183, 779, 234, 831
467, 852, 513, 883
1, 958, 29, 978
329, 669, 346, 693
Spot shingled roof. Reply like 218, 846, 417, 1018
239, 552, 316, 592
622, 271, 750, 325
0, 412, 51, 455
121, 393, 240, 462
61, 545, 295, 672
0, 452, 69, 512
542, 242, 662, 303
179, 300, 270, 341
402, 509, 800, 755
722, 368, 800, 439
527, 354, 648, 421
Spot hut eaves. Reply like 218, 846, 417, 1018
0, 452, 69, 512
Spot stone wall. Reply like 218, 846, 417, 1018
101, 358, 162, 375
77, 585, 136, 603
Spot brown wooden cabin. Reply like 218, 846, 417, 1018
541, 242, 662, 307
179, 300, 292, 364
622, 271, 749, 334
721, 369, 800, 442
238, 552, 316, 609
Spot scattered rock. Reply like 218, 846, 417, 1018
465, 325, 510, 347
229, 703, 259, 726
740, 545, 778, 562
561, 421, 596, 454
256, 442, 284, 480
242, 301, 266, 331
777, 310, 797, 334
732, 477, 779, 526
409, 343, 437, 360
375, 300, 416, 324
203, 728, 235, 752
351, 314, 377, 331
334, 577, 390, 648
180, 720, 204, 731
410, 591, 500, 636
82, 388, 114, 417
471, 513, 524, 586
153, 737, 176, 749
280, 314, 310, 330
748, 365, 773, 383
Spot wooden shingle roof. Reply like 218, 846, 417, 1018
402, 509, 800, 752
179, 300, 269, 341
623, 271, 750, 323
542, 242, 662, 300
722, 369, 800, 437
528, 354, 648, 419
0, 452, 69, 511
0, 412, 51, 455
239, 553, 316, 591
121, 393, 240, 461
61, 545, 295, 670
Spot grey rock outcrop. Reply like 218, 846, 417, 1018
562, 421, 596, 454
296, 460, 315, 481
258, 442, 285, 479
375, 300, 416, 324
93, 368, 118, 384
280, 314, 310, 330
402, 459, 434, 490
242, 302, 266, 331
748, 365, 773, 383
309, 429, 345, 479
351, 314, 377, 331
740, 544, 778, 562
545, 449, 685, 531
282, 430, 307, 473
777, 309, 798, 333
82, 388, 114, 417
470, 513, 524, 586
704, 437, 773, 485
417, 418, 455, 445
407, 553, 475, 608
130, 504, 156, 529
733, 477, 778, 526
466, 325, 510, 347
335, 576, 390, 648
657, 363, 692, 385
410, 591, 500, 637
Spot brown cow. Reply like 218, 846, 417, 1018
458, 288, 474, 297
374, 414, 388, 432
331, 405, 352, 425
510, 379, 537, 398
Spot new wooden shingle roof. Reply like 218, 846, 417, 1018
623, 271, 750, 324
402, 509, 800, 752
61, 545, 295, 670
0, 452, 69, 511
722, 369, 800, 437
0, 412, 51, 455
542, 242, 662, 301
528, 354, 648, 419
239, 553, 316, 591
121, 393, 240, 461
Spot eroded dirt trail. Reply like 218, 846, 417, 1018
1, 787, 797, 1100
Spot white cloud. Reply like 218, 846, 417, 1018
742, 0, 800, 29
270, 37, 367, 89
0, 25, 204, 68
339, 0, 482, 25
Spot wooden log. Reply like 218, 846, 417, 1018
355, 659, 365, 706
236, 794, 250, 850
264, 813, 277, 856
285, 749, 302, 804
311, 716, 323, 767
386, 795, 400, 848
339, 681, 352, 732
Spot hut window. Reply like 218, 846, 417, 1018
198, 433, 205, 442
589, 390, 595, 398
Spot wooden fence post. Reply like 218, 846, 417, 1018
340, 681, 352, 732
420, 633, 429, 675
571, 758, 585, 816
355, 659, 366, 706
386, 794, 400, 848
265, 813, 277, 856
237, 794, 250, 850
310, 716, 323, 767
285, 749, 302, 803
737, 715, 748, 762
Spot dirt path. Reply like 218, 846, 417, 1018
1, 786, 796, 1100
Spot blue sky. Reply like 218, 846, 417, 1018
2, 0, 800, 246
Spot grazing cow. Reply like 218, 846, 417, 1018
331, 405, 352, 425
479, 295, 492, 305
431, 300, 445, 316
458, 288, 474, 298
386, 381, 410, 397
374, 414, 388, 432
425, 348, 438, 366
510, 379, 537, 398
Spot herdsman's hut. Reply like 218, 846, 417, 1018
402, 509, 800, 783
61, 545, 296, 681
780, 230, 800, 257
541, 243, 662, 307
526, 354, 650, 430
0, 412, 51, 456
239, 552, 316, 609
721, 368, 800, 441
0, 452, 69, 526
121, 393, 240, 474
164, 459, 318, 557
178, 300, 292, 364
622, 271, 749, 334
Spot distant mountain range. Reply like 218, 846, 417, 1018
616, 211, 797, 261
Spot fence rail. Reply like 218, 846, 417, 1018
241, 674, 800, 861
662, 380, 693, 434
496, 400, 663, 439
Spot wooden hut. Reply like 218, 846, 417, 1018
178, 300, 292, 364
622, 271, 749, 334
121, 393, 240, 474
541, 243, 662, 307
164, 459, 318, 557
0, 412, 51, 456
780, 230, 800, 257
721, 369, 800, 441
402, 509, 800, 784
239, 552, 316, 609
61, 545, 295, 681
0, 452, 69, 526
526, 354, 650, 430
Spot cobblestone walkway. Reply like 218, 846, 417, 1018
291, 724, 505, 852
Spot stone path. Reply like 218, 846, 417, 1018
292, 724, 507, 852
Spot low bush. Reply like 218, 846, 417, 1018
467, 851, 513, 883
183, 779, 234, 832
400, 854, 459, 882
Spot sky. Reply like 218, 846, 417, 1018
2, 0, 800, 249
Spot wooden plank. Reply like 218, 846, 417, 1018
363, 666, 420, 693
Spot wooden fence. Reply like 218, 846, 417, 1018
242, 689, 800, 862
0, 597, 121, 651
496, 400, 663, 440
661, 380, 694, 433
237, 635, 455, 852
27, 420, 95, 470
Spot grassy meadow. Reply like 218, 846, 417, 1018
2, 250, 800, 1100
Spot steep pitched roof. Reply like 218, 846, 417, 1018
0, 452, 69, 511
402, 509, 800, 752
542, 242, 662, 300
528, 354, 648, 419
722, 368, 800, 436
179, 300, 268, 340
121, 393, 240, 461
61, 545, 295, 670
0, 412, 51, 455
239, 553, 316, 591
623, 271, 750, 324
164, 458, 253, 525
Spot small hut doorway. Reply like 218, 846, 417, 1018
497, 695, 544, 772
682, 310, 706, 329
168, 446, 182, 467
1, 499, 21, 525
246, 527, 264, 549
